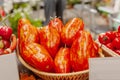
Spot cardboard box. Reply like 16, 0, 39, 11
0, 52, 19, 80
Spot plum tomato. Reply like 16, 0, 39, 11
54, 47, 70, 73
118, 26, 120, 33
98, 33, 111, 45
114, 50, 120, 55
106, 31, 115, 41
106, 43, 114, 50
112, 37, 120, 49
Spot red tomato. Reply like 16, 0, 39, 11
17, 18, 31, 38
18, 18, 39, 54
54, 47, 70, 73
98, 33, 111, 45
49, 18, 64, 47
0, 26, 13, 40
39, 26, 60, 58
118, 26, 120, 33
106, 31, 115, 41
61, 18, 84, 47
112, 37, 120, 49
114, 50, 120, 55
70, 31, 98, 72
21, 43, 54, 72
0, 48, 4, 55
49, 18, 64, 33
106, 43, 114, 50
115, 32, 120, 37
2, 39, 10, 49
0, 7, 5, 17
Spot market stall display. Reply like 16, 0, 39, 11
17, 17, 103, 80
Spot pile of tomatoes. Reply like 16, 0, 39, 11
98, 26, 120, 55
18, 18, 99, 73
0, 26, 17, 55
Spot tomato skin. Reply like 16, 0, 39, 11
0, 26, 13, 40
106, 31, 115, 41
98, 33, 111, 45
115, 32, 120, 37
118, 26, 120, 33
18, 18, 39, 55
70, 31, 98, 72
112, 37, 120, 49
39, 26, 60, 58
21, 43, 54, 72
106, 43, 114, 50
54, 47, 70, 73
61, 18, 84, 47
17, 18, 31, 38
114, 50, 120, 55
49, 18, 64, 34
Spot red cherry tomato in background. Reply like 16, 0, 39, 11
112, 37, 120, 49
118, 26, 120, 33
106, 43, 114, 50
114, 50, 120, 55
106, 31, 115, 41
98, 33, 111, 45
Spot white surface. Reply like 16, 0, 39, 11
0, 52, 19, 80
89, 57, 120, 80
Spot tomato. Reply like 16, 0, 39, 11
0, 48, 4, 55
112, 37, 120, 49
98, 33, 111, 45
0, 26, 13, 40
106, 43, 114, 50
17, 18, 31, 38
118, 26, 120, 33
0, 8, 5, 17
54, 47, 70, 73
49, 18, 64, 47
115, 32, 120, 37
39, 26, 60, 58
49, 18, 64, 33
18, 18, 39, 54
70, 31, 98, 72
4, 34, 17, 54
106, 31, 115, 41
114, 50, 120, 55
61, 18, 84, 47
21, 43, 54, 72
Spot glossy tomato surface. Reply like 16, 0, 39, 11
61, 18, 84, 47
54, 47, 70, 73
39, 26, 60, 58
70, 31, 98, 72
21, 43, 54, 72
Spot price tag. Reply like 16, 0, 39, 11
89, 57, 120, 80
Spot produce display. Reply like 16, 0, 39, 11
18, 17, 99, 73
0, 25, 17, 55
98, 26, 120, 55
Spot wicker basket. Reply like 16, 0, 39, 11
17, 49, 103, 80
95, 39, 120, 57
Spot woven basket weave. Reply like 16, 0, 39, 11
17, 49, 103, 80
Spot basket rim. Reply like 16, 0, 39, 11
95, 39, 120, 57
17, 51, 89, 76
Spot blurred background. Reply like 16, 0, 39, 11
0, 0, 120, 39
